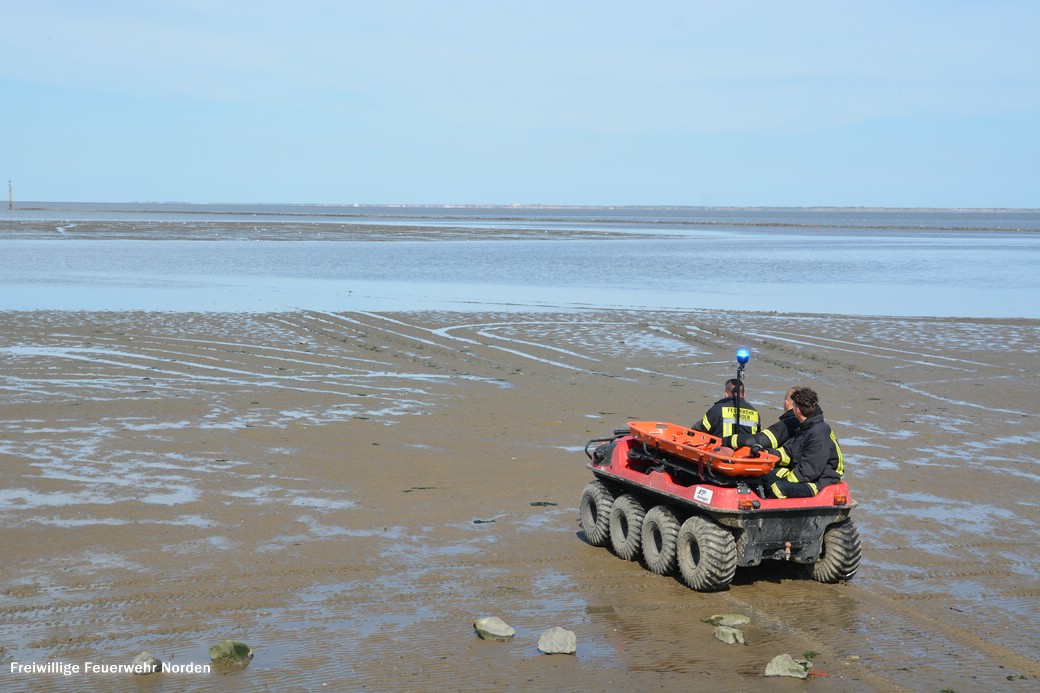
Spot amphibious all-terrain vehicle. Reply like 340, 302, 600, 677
579, 350, 861, 592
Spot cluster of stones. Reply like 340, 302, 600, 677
473, 617, 576, 655
708, 613, 815, 679
128, 640, 253, 675
709, 612, 750, 645
126, 614, 817, 679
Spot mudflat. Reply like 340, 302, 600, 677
1, 309, 1038, 692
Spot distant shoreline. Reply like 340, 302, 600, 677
4, 203, 1038, 235
7, 201, 1040, 213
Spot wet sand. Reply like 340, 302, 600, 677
1, 309, 1038, 692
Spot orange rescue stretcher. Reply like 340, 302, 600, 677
626, 421, 779, 477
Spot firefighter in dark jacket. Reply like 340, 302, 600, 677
736, 386, 800, 465
690, 378, 760, 448
762, 387, 844, 498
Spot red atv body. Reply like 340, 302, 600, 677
580, 424, 861, 592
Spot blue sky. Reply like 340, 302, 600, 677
2, 1, 1037, 207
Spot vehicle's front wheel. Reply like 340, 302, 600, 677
810, 519, 861, 583
579, 481, 614, 547
609, 494, 646, 560
676, 515, 737, 591
641, 504, 680, 575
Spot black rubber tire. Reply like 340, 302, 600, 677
609, 494, 646, 561
810, 518, 862, 583
641, 505, 680, 575
676, 515, 738, 592
579, 480, 614, 547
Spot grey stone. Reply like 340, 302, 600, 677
208, 640, 253, 667
537, 626, 576, 654
708, 613, 750, 626
473, 616, 515, 641
131, 651, 161, 675
764, 653, 812, 678
713, 625, 746, 645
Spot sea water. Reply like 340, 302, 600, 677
1, 204, 1037, 318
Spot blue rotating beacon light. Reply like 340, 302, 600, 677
733, 347, 751, 449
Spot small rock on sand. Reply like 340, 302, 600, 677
132, 651, 161, 674
537, 626, 576, 654
208, 640, 253, 667
708, 613, 750, 626
713, 625, 746, 645
473, 616, 515, 641
764, 653, 812, 678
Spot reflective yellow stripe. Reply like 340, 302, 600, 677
832, 431, 844, 476
719, 407, 760, 437
763, 429, 780, 447
807, 482, 818, 495
770, 482, 786, 499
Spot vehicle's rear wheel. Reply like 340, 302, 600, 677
641, 505, 680, 575
810, 518, 861, 583
609, 494, 646, 560
676, 515, 738, 591
579, 481, 614, 547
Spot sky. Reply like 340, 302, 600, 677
1, 1, 1038, 208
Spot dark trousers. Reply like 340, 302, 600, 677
764, 467, 818, 499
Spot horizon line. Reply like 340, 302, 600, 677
7, 200, 1040, 213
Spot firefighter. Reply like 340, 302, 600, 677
690, 378, 760, 448
736, 386, 800, 466
762, 387, 844, 498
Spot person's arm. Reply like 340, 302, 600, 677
736, 416, 790, 449
690, 404, 716, 433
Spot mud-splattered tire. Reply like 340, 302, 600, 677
810, 519, 861, 583
579, 481, 614, 547
609, 494, 646, 561
676, 516, 738, 592
641, 505, 680, 575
